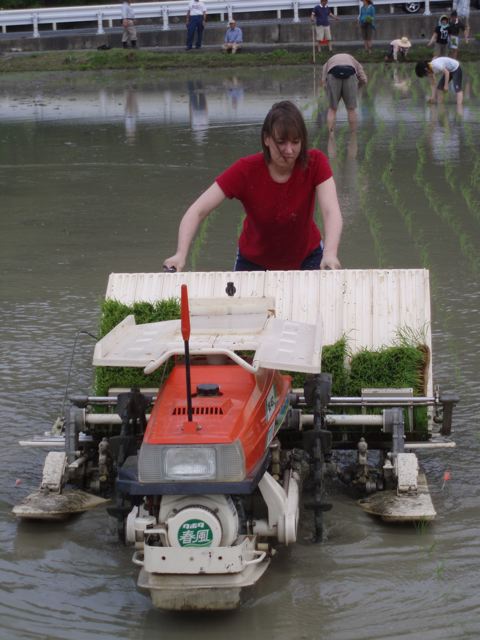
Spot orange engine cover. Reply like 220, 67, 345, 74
144, 362, 291, 475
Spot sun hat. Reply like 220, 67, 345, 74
399, 36, 412, 47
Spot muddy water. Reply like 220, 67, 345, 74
1, 65, 480, 639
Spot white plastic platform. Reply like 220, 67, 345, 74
93, 296, 322, 375
103, 270, 433, 392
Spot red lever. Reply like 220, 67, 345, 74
181, 284, 191, 342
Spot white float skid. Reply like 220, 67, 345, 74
127, 470, 300, 611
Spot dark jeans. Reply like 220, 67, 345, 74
186, 15, 204, 49
234, 244, 323, 271
437, 66, 463, 93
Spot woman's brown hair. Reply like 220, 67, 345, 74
261, 100, 309, 168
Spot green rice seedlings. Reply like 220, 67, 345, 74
190, 209, 218, 271
95, 298, 181, 395
459, 184, 480, 223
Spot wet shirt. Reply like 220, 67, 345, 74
216, 150, 333, 269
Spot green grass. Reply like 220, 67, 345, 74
1, 45, 480, 74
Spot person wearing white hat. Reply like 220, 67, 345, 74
385, 36, 412, 62
223, 19, 243, 53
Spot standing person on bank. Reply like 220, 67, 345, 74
186, 0, 207, 50
163, 101, 343, 272
358, 0, 375, 54
321, 53, 368, 132
311, 0, 338, 53
453, 0, 470, 44
428, 14, 450, 58
448, 10, 466, 59
415, 57, 464, 108
121, 0, 137, 49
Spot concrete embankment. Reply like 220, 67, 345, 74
0, 12, 478, 53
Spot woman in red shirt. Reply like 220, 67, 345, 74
164, 100, 343, 271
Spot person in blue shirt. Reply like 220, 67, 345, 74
223, 19, 243, 53
358, 0, 375, 54
311, 0, 338, 53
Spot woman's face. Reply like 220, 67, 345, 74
264, 132, 302, 169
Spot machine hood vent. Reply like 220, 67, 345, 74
172, 406, 224, 416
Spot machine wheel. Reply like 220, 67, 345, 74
403, 1, 421, 12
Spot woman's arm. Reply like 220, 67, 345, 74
316, 177, 343, 269
163, 182, 226, 271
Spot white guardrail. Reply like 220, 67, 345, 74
0, 0, 434, 39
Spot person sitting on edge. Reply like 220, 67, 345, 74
311, 0, 338, 53
448, 10, 466, 59
321, 53, 368, 132
415, 57, 463, 107
163, 101, 343, 273
385, 36, 412, 62
223, 19, 243, 54
428, 15, 450, 58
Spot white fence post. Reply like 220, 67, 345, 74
97, 12, 105, 35
293, 0, 299, 23
227, 4, 234, 21
424, 0, 431, 15
32, 12, 39, 38
162, 6, 169, 31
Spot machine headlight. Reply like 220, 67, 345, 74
164, 447, 216, 480
139, 441, 245, 483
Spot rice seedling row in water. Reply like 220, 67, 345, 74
381, 127, 432, 271
465, 62, 480, 98
459, 184, 480, 224
422, 181, 480, 275
356, 120, 389, 266
414, 122, 480, 274
190, 209, 218, 271
382, 129, 466, 391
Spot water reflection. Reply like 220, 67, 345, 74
187, 80, 209, 144
124, 87, 139, 144
224, 76, 245, 111
427, 103, 461, 162
391, 67, 411, 95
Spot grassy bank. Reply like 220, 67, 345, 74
1, 44, 479, 73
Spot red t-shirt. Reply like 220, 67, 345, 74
216, 149, 333, 269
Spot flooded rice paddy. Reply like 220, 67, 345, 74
1, 64, 480, 639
